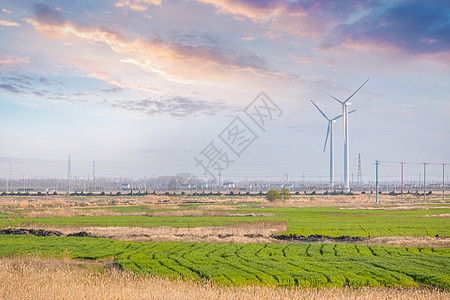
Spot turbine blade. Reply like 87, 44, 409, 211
323, 123, 330, 153
344, 79, 369, 103
320, 90, 343, 104
311, 100, 330, 121
348, 109, 356, 115
331, 114, 343, 122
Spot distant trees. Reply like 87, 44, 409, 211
280, 188, 291, 201
266, 189, 281, 202
266, 188, 291, 202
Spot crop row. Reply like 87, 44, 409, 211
1, 205, 448, 237
0, 236, 448, 288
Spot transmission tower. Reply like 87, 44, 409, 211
357, 154, 362, 186
67, 155, 72, 194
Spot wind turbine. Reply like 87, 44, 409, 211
321, 79, 369, 192
311, 100, 355, 189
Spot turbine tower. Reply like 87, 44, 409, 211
311, 100, 355, 189
321, 79, 369, 192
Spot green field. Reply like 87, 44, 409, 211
0, 235, 448, 288
1, 204, 449, 237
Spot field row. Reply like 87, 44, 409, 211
1, 205, 449, 237
0, 236, 448, 288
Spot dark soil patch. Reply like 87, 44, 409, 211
0, 228, 100, 238
271, 234, 368, 243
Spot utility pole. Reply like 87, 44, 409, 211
400, 162, 404, 201
423, 163, 427, 201
375, 160, 380, 204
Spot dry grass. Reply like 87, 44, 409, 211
0, 257, 447, 300
1, 194, 448, 246
341, 206, 450, 211
420, 214, 450, 218
10, 223, 449, 247
22, 207, 272, 219
18, 221, 287, 243
1, 193, 447, 211
358, 236, 450, 248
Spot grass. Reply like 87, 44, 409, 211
1, 204, 448, 237
235, 206, 450, 237
0, 235, 449, 289
2, 257, 448, 300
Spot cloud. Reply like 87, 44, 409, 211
87, 72, 165, 95
0, 71, 224, 118
108, 96, 226, 117
2, 9, 12, 14
0, 74, 84, 103
289, 55, 339, 68
0, 83, 25, 94
0, 19, 20, 26
197, 0, 372, 39
27, 4, 283, 86
0, 56, 29, 65
198, 0, 450, 63
318, 1, 450, 57
115, 0, 162, 11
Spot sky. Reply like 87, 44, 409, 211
0, 0, 449, 184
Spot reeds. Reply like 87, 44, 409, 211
0, 257, 447, 300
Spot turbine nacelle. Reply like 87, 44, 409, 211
320, 79, 369, 106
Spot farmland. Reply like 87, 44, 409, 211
0, 235, 449, 289
0, 195, 449, 238
0, 193, 449, 297
2, 258, 448, 300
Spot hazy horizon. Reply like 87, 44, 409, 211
0, 1, 449, 184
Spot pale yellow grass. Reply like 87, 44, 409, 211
24, 207, 272, 218
420, 214, 450, 218
20, 221, 287, 243
0, 257, 447, 300
1, 193, 447, 212
359, 236, 450, 248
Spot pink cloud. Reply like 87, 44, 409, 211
0, 55, 29, 64
28, 4, 286, 87
115, 0, 162, 11
0, 19, 20, 26
196, 0, 363, 40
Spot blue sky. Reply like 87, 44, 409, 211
0, 0, 449, 183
